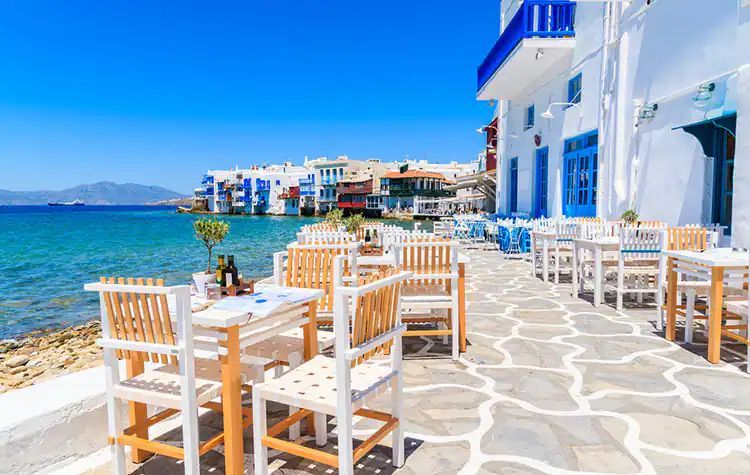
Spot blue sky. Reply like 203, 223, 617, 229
0, 0, 499, 194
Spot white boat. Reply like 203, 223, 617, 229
47, 199, 85, 206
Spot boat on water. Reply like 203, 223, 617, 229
48, 199, 85, 206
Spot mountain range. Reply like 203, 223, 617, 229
0, 181, 188, 205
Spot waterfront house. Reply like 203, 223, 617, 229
278, 185, 301, 215
478, 0, 750, 245
336, 177, 374, 216
379, 169, 455, 212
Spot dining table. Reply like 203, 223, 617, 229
358, 252, 470, 353
662, 248, 749, 364
571, 237, 620, 307
140, 286, 324, 475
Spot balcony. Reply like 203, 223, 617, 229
477, 0, 576, 100
336, 181, 373, 195
337, 201, 367, 209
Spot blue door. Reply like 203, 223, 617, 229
534, 147, 548, 218
712, 130, 734, 233
563, 131, 598, 217
509, 157, 518, 214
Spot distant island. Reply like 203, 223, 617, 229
0, 181, 188, 206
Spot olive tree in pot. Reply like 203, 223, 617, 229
192, 217, 230, 292
621, 209, 640, 226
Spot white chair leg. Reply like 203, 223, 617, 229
287, 351, 303, 440
253, 391, 269, 475
181, 405, 201, 475
104, 353, 126, 475
554, 250, 560, 284
685, 289, 696, 344
314, 412, 327, 447
636, 276, 644, 305
336, 406, 354, 475
391, 374, 404, 468
616, 271, 625, 311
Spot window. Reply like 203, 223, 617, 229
525, 105, 535, 130
568, 73, 582, 105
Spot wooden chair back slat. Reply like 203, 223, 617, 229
284, 245, 352, 313
351, 270, 402, 364
667, 227, 708, 251
100, 276, 178, 365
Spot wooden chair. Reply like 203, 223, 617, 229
247, 243, 357, 438
252, 269, 411, 475
605, 228, 664, 310
84, 277, 262, 475
394, 240, 460, 360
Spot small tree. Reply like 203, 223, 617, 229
621, 209, 639, 226
343, 214, 365, 234
193, 217, 230, 273
325, 208, 344, 227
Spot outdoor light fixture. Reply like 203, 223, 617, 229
541, 102, 582, 120
693, 82, 716, 105
637, 103, 658, 121
535, 49, 544, 61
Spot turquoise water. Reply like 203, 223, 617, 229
0, 206, 326, 338
0, 206, 425, 338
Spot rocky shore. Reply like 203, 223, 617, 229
0, 321, 102, 394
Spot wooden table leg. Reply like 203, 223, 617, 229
708, 266, 725, 364
221, 326, 244, 475
303, 301, 319, 435
459, 262, 467, 353
126, 358, 152, 463
665, 257, 678, 341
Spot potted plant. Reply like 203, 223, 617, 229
621, 209, 639, 226
192, 217, 230, 291
343, 214, 365, 234
325, 208, 344, 227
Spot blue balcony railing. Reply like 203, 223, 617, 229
477, 0, 576, 92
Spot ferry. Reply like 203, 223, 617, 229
47, 199, 85, 206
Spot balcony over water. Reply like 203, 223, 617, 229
477, 0, 576, 100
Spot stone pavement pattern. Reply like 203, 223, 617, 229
114, 249, 750, 474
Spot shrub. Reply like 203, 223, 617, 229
193, 217, 230, 273
621, 209, 640, 226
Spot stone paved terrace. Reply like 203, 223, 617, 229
99, 248, 750, 474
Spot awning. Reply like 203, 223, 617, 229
673, 113, 736, 157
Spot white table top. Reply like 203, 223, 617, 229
662, 248, 750, 268
190, 285, 323, 328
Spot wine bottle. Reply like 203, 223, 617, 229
225, 255, 239, 287
372, 229, 379, 248
216, 255, 226, 286
365, 229, 371, 243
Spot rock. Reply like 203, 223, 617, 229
8, 366, 26, 375
4, 354, 30, 368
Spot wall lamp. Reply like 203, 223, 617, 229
693, 83, 716, 105
541, 102, 583, 120
637, 103, 658, 122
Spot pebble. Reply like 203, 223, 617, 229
0, 321, 103, 393
4, 355, 30, 368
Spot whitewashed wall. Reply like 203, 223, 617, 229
494, 0, 749, 245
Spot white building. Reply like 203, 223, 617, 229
478, 0, 750, 245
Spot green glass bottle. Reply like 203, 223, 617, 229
216, 255, 226, 286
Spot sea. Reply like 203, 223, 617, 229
0, 206, 422, 339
